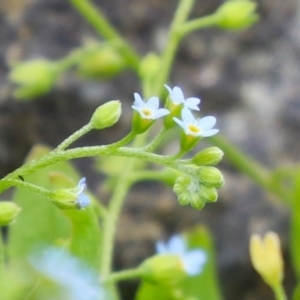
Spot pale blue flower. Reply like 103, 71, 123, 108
132, 93, 170, 119
173, 108, 219, 137
30, 247, 105, 300
156, 235, 206, 276
76, 178, 90, 209
165, 85, 200, 111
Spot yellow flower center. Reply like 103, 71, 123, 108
141, 108, 153, 117
187, 124, 200, 134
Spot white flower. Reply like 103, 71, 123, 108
132, 93, 169, 119
156, 235, 206, 276
173, 108, 219, 137
165, 85, 200, 111
30, 247, 106, 300
76, 178, 90, 209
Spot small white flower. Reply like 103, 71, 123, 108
30, 247, 106, 300
173, 108, 219, 137
132, 93, 169, 119
156, 235, 206, 276
165, 85, 200, 111
76, 178, 90, 209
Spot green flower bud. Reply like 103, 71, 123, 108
139, 254, 186, 285
50, 178, 90, 210
200, 185, 218, 203
139, 53, 161, 82
192, 147, 224, 166
76, 44, 126, 79
90, 100, 121, 130
9, 59, 60, 100
0, 201, 21, 226
173, 175, 206, 210
215, 0, 259, 30
197, 167, 224, 188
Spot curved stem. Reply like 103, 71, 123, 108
272, 284, 287, 300
69, 0, 140, 70
103, 267, 143, 284
178, 14, 218, 37
141, 128, 168, 152
55, 124, 93, 151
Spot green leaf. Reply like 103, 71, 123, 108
7, 145, 102, 269
135, 226, 223, 300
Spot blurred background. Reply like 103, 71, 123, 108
0, 0, 299, 299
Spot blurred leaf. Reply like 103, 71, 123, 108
7, 145, 102, 269
290, 169, 300, 279
135, 226, 222, 300
292, 282, 300, 300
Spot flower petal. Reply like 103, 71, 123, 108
167, 235, 186, 254
198, 116, 216, 130
201, 129, 219, 137
181, 108, 196, 124
183, 249, 207, 275
185, 97, 200, 110
77, 193, 90, 209
153, 108, 170, 119
133, 93, 144, 107
173, 117, 185, 129
146, 97, 159, 110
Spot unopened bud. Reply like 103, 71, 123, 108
192, 147, 224, 166
215, 0, 259, 30
90, 100, 121, 130
197, 166, 224, 188
0, 201, 21, 226
139, 254, 186, 285
9, 59, 59, 100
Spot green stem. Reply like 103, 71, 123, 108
69, 0, 140, 70
154, 0, 195, 95
271, 284, 287, 300
103, 268, 143, 284
55, 124, 93, 151
179, 14, 219, 37
141, 128, 168, 152
100, 173, 132, 278
0, 232, 5, 279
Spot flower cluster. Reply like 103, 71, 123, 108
131, 85, 219, 142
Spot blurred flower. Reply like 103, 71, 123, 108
156, 234, 206, 276
30, 247, 105, 300
75, 178, 90, 209
173, 108, 219, 137
132, 93, 169, 120
250, 232, 284, 288
9, 59, 60, 100
165, 85, 200, 111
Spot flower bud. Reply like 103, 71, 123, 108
215, 0, 259, 30
139, 254, 186, 285
250, 232, 284, 288
197, 166, 224, 188
139, 53, 160, 82
192, 147, 224, 166
9, 59, 60, 100
76, 44, 126, 79
0, 201, 21, 226
90, 101, 121, 130
173, 175, 206, 210
199, 185, 218, 203
50, 178, 90, 210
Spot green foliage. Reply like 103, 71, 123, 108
7, 145, 102, 269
